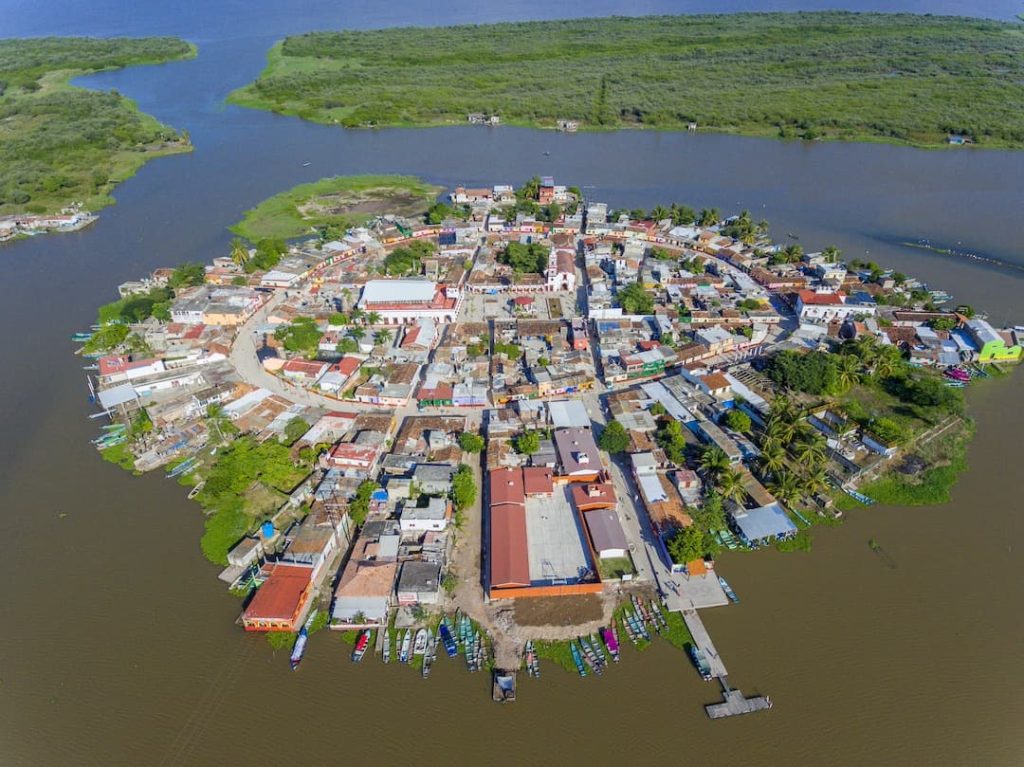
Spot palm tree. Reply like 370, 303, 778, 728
801, 468, 829, 499
349, 327, 366, 342
698, 207, 720, 227
756, 219, 770, 238
770, 395, 795, 423
340, 287, 352, 310
364, 311, 381, 326
229, 237, 249, 267
837, 354, 861, 391
767, 416, 797, 446
872, 347, 902, 379
699, 445, 730, 477
784, 244, 804, 263
373, 329, 393, 345
759, 443, 786, 477
349, 307, 364, 324
770, 471, 801, 508
650, 204, 670, 222
716, 467, 747, 507
794, 437, 826, 467
822, 245, 841, 263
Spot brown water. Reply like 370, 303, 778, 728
3, 1, 1024, 764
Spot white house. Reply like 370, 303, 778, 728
399, 497, 450, 533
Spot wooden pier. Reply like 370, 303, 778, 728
681, 609, 728, 678
705, 684, 773, 719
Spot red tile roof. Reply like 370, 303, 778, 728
490, 504, 530, 588
797, 290, 845, 306
523, 467, 554, 496
243, 564, 311, 622
571, 482, 617, 510
489, 468, 525, 508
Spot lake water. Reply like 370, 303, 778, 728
1, 2, 1023, 765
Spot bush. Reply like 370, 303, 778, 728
722, 409, 752, 433
458, 432, 485, 452
597, 420, 630, 453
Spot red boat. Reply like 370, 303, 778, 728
351, 629, 371, 662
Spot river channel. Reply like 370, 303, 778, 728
1, 1, 1022, 765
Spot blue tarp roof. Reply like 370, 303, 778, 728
731, 502, 797, 543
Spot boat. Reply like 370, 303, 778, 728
492, 670, 517, 702
399, 630, 412, 664
944, 367, 970, 382
578, 637, 602, 675
602, 626, 620, 662
439, 620, 458, 657
688, 645, 713, 681
524, 640, 540, 678
590, 633, 608, 666
382, 629, 391, 664
718, 575, 740, 604
71, 332, 93, 342
569, 641, 587, 677
187, 481, 205, 500
422, 631, 436, 678
620, 615, 637, 645
289, 626, 309, 670
352, 629, 371, 662
302, 161, 312, 167
650, 601, 668, 629
413, 628, 428, 656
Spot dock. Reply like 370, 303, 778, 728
705, 685, 773, 719
681, 609, 727, 678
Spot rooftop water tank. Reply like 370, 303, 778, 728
261, 521, 275, 539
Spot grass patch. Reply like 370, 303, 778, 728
776, 529, 813, 552
856, 420, 974, 506
660, 608, 694, 651
596, 556, 636, 580
99, 441, 138, 473
533, 639, 577, 674
0, 37, 196, 216
230, 13, 1024, 148
230, 174, 443, 241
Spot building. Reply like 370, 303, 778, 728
358, 279, 462, 324
331, 539, 398, 626
399, 496, 451, 533
583, 508, 629, 559
241, 563, 314, 632
488, 468, 530, 590
395, 561, 442, 605
966, 319, 1023, 363
795, 289, 876, 323
730, 502, 797, 546
546, 248, 576, 291
553, 428, 602, 481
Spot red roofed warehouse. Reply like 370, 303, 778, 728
241, 564, 314, 631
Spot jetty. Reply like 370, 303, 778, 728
681, 609, 727, 678
705, 684, 773, 719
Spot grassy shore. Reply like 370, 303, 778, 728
0, 37, 196, 218
229, 13, 1024, 149
230, 174, 443, 241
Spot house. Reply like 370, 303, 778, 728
396, 561, 442, 605
571, 482, 617, 511
281, 359, 329, 382
583, 508, 628, 560
331, 539, 398, 626
966, 319, 1022, 363
358, 279, 461, 325
241, 563, 314, 632
412, 464, 456, 495
327, 442, 380, 470
553, 428, 602, 481
488, 468, 530, 589
795, 289, 876, 322
862, 431, 899, 458
400, 496, 451, 533
730, 502, 797, 546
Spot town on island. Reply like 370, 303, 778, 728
79, 175, 1022, 713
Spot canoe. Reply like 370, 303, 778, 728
289, 627, 308, 670
602, 626, 620, 661
413, 628, 428, 656
439, 621, 458, 657
718, 575, 739, 604
569, 641, 587, 677
382, 629, 391, 664
399, 630, 412, 664
352, 629, 371, 662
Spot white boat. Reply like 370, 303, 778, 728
382, 629, 391, 664
413, 628, 428, 656
399, 630, 412, 663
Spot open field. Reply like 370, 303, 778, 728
0, 37, 196, 216
230, 174, 443, 240
229, 13, 1024, 148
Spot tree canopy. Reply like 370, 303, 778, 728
597, 421, 630, 454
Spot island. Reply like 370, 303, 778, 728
228, 13, 1024, 149
79, 175, 1022, 711
0, 37, 196, 241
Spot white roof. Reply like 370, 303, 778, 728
360, 280, 436, 305
548, 399, 590, 429
97, 383, 138, 410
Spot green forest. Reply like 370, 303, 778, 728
0, 37, 195, 216
229, 12, 1024, 148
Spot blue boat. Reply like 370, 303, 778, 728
569, 641, 587, 677
718, 575, 739, 604
688, 645, 713, 681
289, 626, 309, 670
439, 621, 458, 658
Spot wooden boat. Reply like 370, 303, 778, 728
602, 626, 620, 662
688, 645, 713, 681
492, 670, 517, 703
352, 629, 371, 662
569, 641, 587, 677
289, 626, 309, 671
620, 615, 637, 644
578, 637, 602, 675
399, 630, 412, 664
382, 629, 391, 664
524, 640, 540, 678
650, 600, 668, 628
423, 632, 436, 679
439, 620, 458, 657
413, 628, 428, 656
718, 575, 739, 604
590, 633, 608, 666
